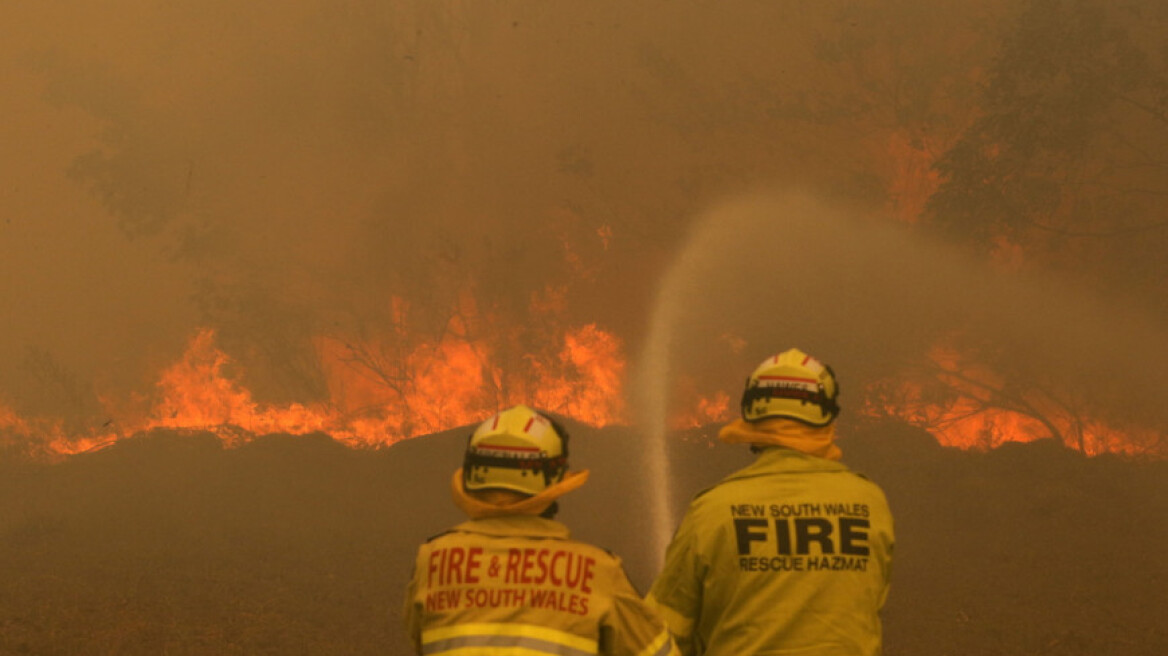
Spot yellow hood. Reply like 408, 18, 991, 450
450, 468, 590, 519
717, 417, 842, 460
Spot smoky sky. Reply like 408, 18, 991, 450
1, 2, 1164, 432
634, 191, 1168, 430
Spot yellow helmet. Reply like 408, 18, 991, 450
740, 348, 840, 426
462, 405, 569, 496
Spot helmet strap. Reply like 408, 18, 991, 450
740, 382, 839, 424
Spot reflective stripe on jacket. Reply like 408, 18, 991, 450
405, 515, 677, 656
647, 447, 894, 656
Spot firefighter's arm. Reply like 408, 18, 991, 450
603, 564, 679, 656
645, 513, 703, 656
877, 536, 894, 610
874, 492, 896, 610
402, 558, 423, 655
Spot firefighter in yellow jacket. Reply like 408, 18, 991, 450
404, 404, 678, 656
647, 349, 895, 656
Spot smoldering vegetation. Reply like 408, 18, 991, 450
1, 423, 1165, 655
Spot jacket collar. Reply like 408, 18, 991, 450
722, 446, 850, 484
452, 515, 572, 541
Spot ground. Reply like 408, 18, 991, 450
0, 421, 1164, 655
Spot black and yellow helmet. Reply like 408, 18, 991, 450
740, 348, 840, 426
462, 405, 569, 496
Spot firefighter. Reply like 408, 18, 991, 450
647, 349, 895, 656
404, 404, 678, 656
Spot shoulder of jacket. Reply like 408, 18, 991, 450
841, 467, 889, 489
841, 467, 871, 481
422, 529, 456, 545
839, 470, 893, 503
545, 538, 625, 570
567, 538, 621, 561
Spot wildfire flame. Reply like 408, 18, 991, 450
670, 391, 732, 431
1, 316, 1159, 461
863, 344, 1162, 457
144, 329, 333, 445
2, 311, 628, 460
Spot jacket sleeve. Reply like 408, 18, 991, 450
645, 510, 704, 656
602, 562, 679, 656
874, 489, 896, 610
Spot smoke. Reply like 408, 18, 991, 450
1, 1, 868, 414
1, 1, 1163, 439
634, 190, 1168, 428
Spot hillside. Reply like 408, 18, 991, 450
1, 421, 1165, 655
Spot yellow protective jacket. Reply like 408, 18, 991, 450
647, 447, 894, 656
405, 514, 678, 656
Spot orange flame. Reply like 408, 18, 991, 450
5, 321, 1160, 460
670, 391, 732, 430
863, 345, 1163, 457
144, 329, 333, 445
531, 324, 626, 426
10, 297, 631, 458
668, 372, 734, 431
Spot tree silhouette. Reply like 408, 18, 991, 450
928, 0, 1168, 251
